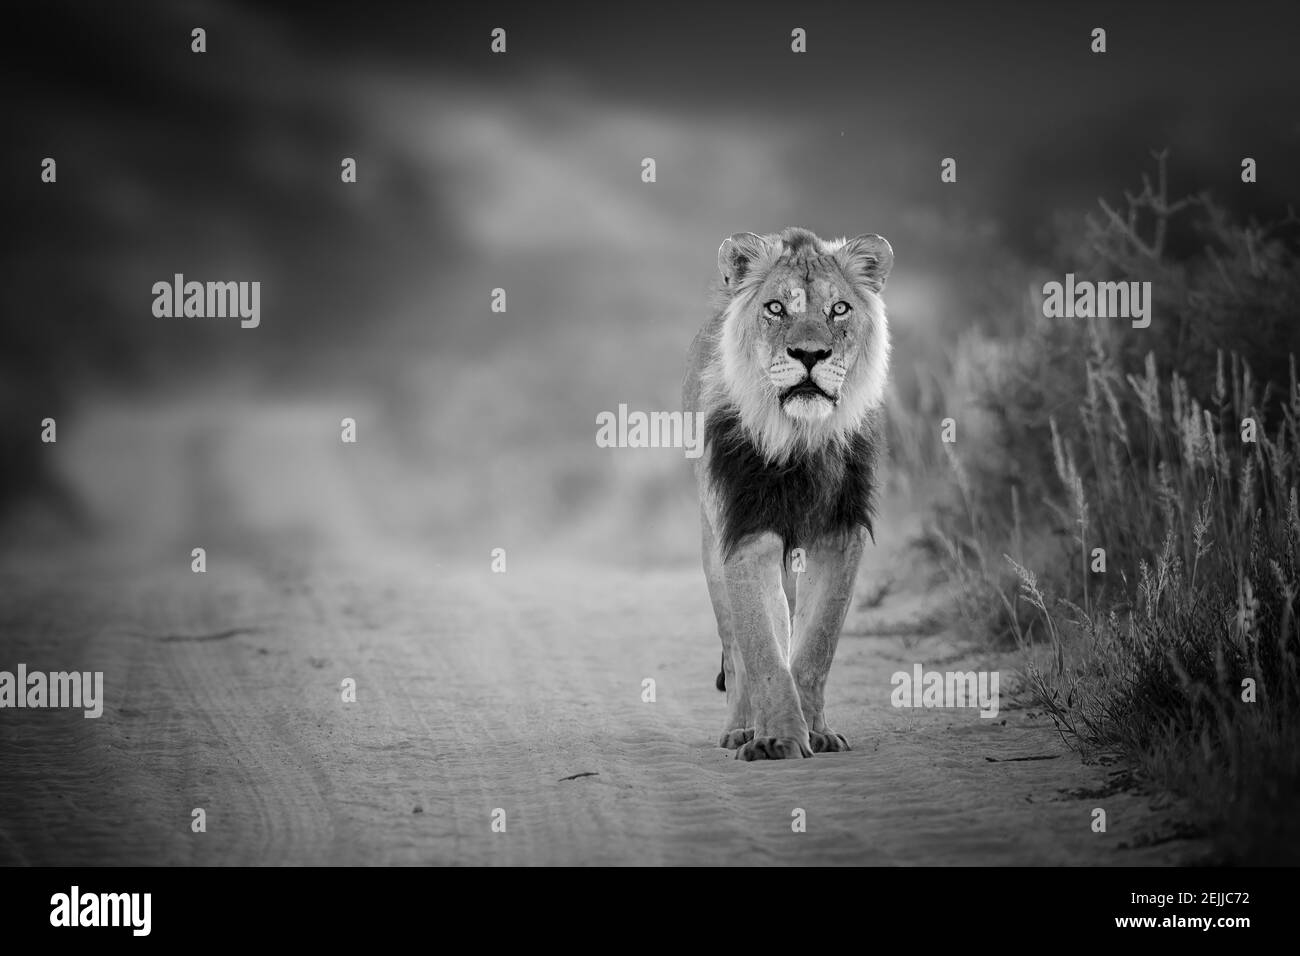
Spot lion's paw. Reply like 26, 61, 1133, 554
809, 729, 851, 753
718, 727, 755, 749
735, 736, 812, 761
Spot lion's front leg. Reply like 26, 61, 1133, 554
790, 527, 868, 753
722, 531, 811, 760
702, 510, 753, 748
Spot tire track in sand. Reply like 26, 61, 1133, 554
0, 394, 1209, 864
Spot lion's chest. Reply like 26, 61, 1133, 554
706, 407, 879, 558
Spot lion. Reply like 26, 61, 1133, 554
683, 226, 892, 760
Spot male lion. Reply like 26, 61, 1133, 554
683, 226, 892, 761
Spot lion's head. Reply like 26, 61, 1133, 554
709, 226, 892, 464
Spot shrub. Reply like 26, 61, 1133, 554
937, 152, 1300, 862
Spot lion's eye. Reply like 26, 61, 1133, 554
831, 301, 851, 317
764, 300, 785, 317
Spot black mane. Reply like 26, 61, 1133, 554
706, 404, 881, 560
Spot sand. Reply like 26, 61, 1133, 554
0, 395, 1205, 865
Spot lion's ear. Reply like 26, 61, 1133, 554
717, 232, 772, 287
836, 234, 894, 294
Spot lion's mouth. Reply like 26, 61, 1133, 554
781, 380, 835, 404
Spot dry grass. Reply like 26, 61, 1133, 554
912, 155, 1300, 863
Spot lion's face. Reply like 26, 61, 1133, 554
747, 263, 865, 422
712, 227, 892, 462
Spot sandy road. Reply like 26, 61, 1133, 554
0, 396, 1204, 865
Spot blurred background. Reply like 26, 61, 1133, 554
3, 0, 1298, 567
4, 0, 1300, 868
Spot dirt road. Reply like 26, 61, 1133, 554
0, 396, 1203, 865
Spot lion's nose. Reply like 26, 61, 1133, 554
787, 347, 831, 371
